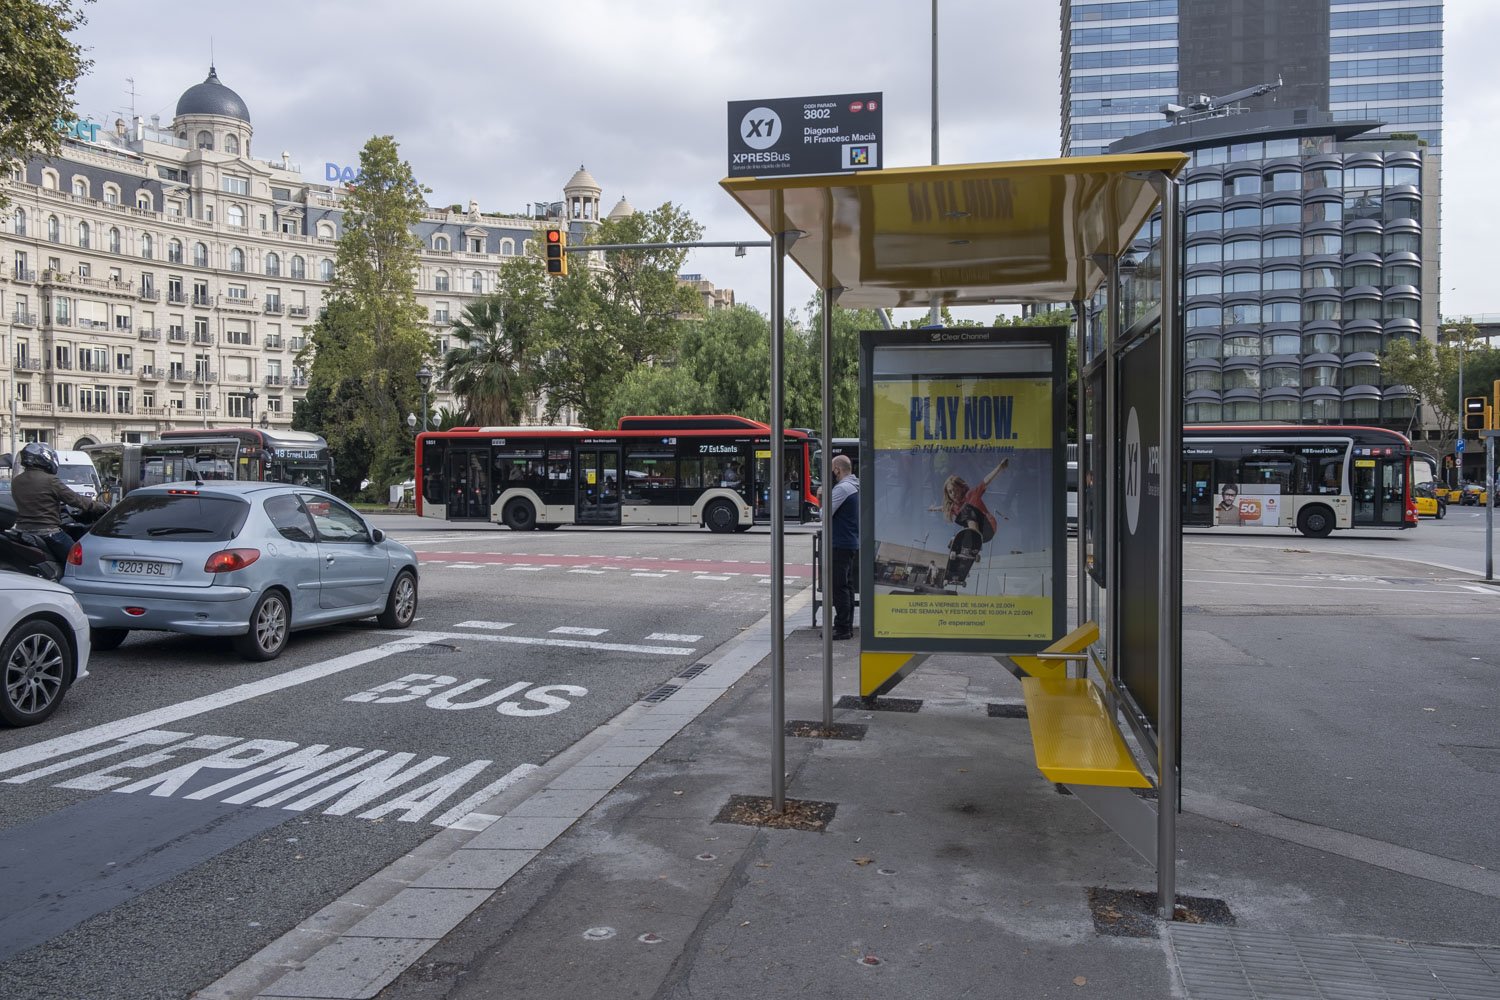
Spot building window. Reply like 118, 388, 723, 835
435, 270, 450, 291
265, 252, 280, 276
229, 248, 245, 272
469, 237, 483, 253
193, 243, 208, 267
108, 227, 121, 253
227, 203, 245, 227
167, 239, 183, 263
433, 235, 450, 252
47, 216, 60, 242
227, 284, 248, 300
72, 178, 87, 198
471, 271, 483, 293
103, 184, 120, 205
225, 134, 240, 155
500, 238, 515, 255
291, 256, 306, 279
196, 130, 213, 150
137, 191, 152, 211
12, 208, 24, 236
77, 222, 90, 248
320, 259, 334, 281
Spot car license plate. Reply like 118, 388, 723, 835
113, 559, 170, 577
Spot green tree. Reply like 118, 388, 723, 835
440, 259, 551, 425
302, 135, 430, 494
539, 203, 704, 425
0, 0, 91, 210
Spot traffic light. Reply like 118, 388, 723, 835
1463, 396, 1488, 432
545, 228, 567, 277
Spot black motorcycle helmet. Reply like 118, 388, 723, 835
18, 441, 59, 475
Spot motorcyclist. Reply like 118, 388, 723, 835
11, 442, 107, 563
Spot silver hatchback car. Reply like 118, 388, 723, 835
64, 482, 419, 660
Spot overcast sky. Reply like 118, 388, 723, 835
66, 0, 1495, 325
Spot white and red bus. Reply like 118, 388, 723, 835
415, 415, 820, 531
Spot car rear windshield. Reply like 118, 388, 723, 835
92, 493, 250, 542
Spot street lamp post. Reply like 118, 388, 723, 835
416, 367, 433, 431
247, 389, 259, 429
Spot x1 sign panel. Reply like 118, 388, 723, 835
727, 93, 882, 178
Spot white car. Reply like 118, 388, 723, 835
0, 572, 91, 726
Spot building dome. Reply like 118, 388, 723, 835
607, 196, 635, 221
175, 66, 251, 123
564, 165, 600, 194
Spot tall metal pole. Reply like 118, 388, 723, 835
770, 195, 787, 812
1487, 434, 1494, 582
931, 0, 939, 167
821, 289, 836, 728
1104, 258, 1120, 717
1073, 300, 1086, 636
1458, 334, 1465, 482
1153, 174, 1182, 919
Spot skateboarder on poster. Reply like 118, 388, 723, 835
929, 458, 1010, 587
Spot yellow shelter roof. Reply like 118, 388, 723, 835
720, 153, 1188, 308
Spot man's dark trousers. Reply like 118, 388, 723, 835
832, 546, 856, 635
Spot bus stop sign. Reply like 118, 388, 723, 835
727, 93, 882, 178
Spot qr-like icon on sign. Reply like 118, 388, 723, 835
842, 143, 877, 170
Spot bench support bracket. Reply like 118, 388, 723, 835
1067, 783, 1157, 864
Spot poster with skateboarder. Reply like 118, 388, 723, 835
863, 366, 1060, 649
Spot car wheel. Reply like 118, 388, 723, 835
377, 571, 418, 629
1, 619, 71, 727
91, 628, 129, 651
234, 590, 290, 661
503, 498, 537, 531
704, 499, 738, 533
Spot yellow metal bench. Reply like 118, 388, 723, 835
1020, 677, 1151, 788
1009, 620, 1099, 680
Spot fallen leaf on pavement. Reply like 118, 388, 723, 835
852, 857, 874, 866
1073, 975, 1088, 986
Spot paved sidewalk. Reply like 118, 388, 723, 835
205, 592, 1500, 1000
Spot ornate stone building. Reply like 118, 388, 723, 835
0, 67, 643, 452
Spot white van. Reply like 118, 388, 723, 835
55, 449, 103, 499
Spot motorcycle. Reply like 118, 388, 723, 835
0, 497, 98, 582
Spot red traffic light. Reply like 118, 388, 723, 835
545, 227, 567, 276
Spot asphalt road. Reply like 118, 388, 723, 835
1, 515, 1496, 1000
0, 521, 817, 1000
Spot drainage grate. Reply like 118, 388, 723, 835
835, 695, 923, 713
1170, 924, 1500, 999
677, 664, 709, 680
642, 684, 680, 704
987, 702, 1028, 719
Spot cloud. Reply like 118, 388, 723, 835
68, 0, 1471, 322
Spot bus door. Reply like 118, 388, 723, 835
575, 448, 621, 525
445, 446, 491, 520
1182, 458, 1214, 527
783, 446, 806, 521
1351, 455, 1404, 525
752, 449, 772, 520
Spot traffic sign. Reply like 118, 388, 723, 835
1457, 438, 1466, 453
727, 93, 882, 178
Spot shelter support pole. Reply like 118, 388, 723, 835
770, 195, 788, 812
1103, 258, 1119, 721
1151, 172, 1182, 919
1073, 298, 1086, 642
931, 0, 939, 166
1487, 435, 1495, 582
820, 288, 841, 727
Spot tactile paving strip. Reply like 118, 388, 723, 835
1170, 924, 1500, 999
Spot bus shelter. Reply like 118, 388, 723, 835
720, 153, 1190, 914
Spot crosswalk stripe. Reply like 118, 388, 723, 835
452, 621, 515, 631
646, 632, 704, 643
551, 626, 608, 637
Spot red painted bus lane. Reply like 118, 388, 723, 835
417, 551, 813, 576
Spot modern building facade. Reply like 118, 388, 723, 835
1062, 0, 1444, 157
1111, 111, 1439, 431
0, 68, 657, 452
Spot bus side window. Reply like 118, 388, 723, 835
679, 457, 703, 489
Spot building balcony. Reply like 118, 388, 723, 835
218, 295, 258, 312
167, 292, 187, 305
138, 328, 161, 342
264, 301, 284, 315
14, 357, 43, 371
264, 336, 284, 350
49, 359, 73, 371
193, 372, 218, 385
192, 295, 212, 307
40, 269, 72, 285
264, 374, 285, 386
79, 404, 110, 415
168, 330, 188, 343
167, 368, 189, 382
288, 306, 310, 319
290, 375, 309, 387
12, 270, 35, 283
288, 337, 306, 352
139, 366, 164, 380
139, 287, 160, 302
140, 405, 167, 416
192, 334, 215, 346
47, 315, 72, 328
78, 361, 111, 374
77, 318, 110, 331
11, 312, 36, 327
21, 402, 53, 414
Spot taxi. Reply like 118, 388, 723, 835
1413, 481, 1446, 518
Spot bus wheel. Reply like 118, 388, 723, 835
503, 499, 537, 531
704, 499, 738, 533
1296, 505, 1334, 538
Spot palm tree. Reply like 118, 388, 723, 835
441, 291, 542, 426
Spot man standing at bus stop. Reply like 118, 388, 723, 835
827, 454, 859, 639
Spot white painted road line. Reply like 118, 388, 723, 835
694, 575, 731, 581
645, 633, 704, 643
1182, 577, 1475, 596
550, 627, 608, 637
0, 634, 439, 778
569, 569, 606, 575
505, 566, 545, 572
452, 621, 515, 631
414, 631, 695, 656
632, 572, 667, 578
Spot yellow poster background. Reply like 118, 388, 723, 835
872, 377, 1052, 451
